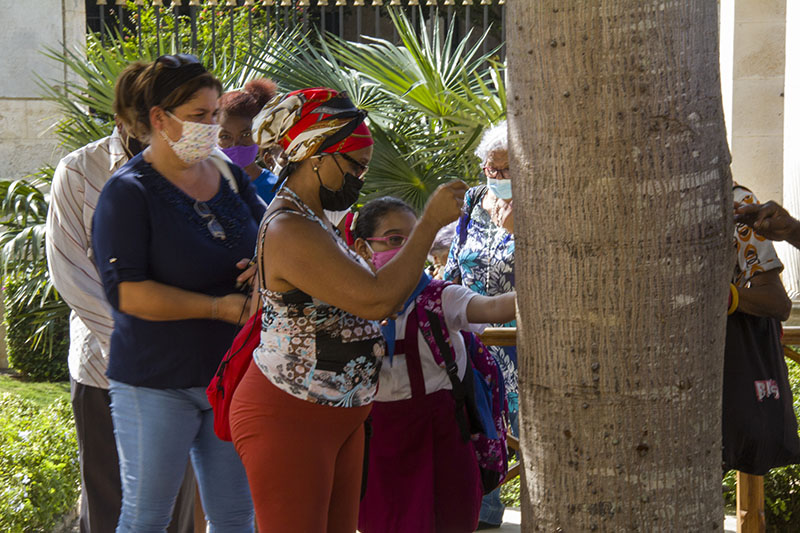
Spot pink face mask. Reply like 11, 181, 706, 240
369, 245, 402, 270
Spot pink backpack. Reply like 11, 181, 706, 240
412, 279, 509, 494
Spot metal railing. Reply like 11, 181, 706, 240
87, 0, 505, 59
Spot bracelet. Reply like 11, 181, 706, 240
211, 297, 219, 320
728, 283, 739, 315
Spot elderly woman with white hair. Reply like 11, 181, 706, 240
443, 120, 516, 530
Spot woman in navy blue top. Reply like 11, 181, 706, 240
92, 56, 263, 532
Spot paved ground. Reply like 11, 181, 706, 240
492, 509, 737, 532
60, 506, 739, 532
497, 507, 521, 531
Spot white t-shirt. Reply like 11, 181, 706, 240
375, 284, 487, 402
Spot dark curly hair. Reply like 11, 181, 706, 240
219, 78, 277, 120
352, 197, 417, 241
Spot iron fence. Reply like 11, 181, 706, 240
87, 1, 505, 59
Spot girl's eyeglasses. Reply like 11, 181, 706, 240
366, 234, 408, 248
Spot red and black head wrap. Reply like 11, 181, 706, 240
253, 88, 373, 164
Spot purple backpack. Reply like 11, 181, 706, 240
413, 279, 509, 494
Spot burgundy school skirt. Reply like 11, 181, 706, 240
358, 389, 482, 533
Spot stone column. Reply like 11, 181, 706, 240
728, 0, 786, 203
779, 1, 800, 300
0, 0, 86, 178
0, 0, 86, 367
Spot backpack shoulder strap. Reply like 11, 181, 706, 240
414, 280, 450, 364
424, 309, 474, 442
456, 185, 488, 245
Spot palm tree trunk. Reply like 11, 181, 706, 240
508, 2, 732, 530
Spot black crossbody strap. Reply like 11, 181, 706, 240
426, 310, 470, 442
425, 310, 485, 441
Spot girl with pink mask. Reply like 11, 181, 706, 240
352, 196, 516, 533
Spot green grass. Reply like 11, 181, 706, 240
0, 371, 69, 409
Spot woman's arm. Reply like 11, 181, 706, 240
737, 270, 792, 321
93, 176, 250, 326
264, 181, 467, 320
118, 280, 249, 325
466, 292, 517, 325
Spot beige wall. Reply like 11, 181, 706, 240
0, 0, 86, 367
0, 0, 85, 179
728, 0, 787, 203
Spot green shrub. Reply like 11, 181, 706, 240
500, 474, 520, 507
762, 357, 800, 531
723, 357, 800, 531
0, 394, 79, 532
3, 275, 69, 382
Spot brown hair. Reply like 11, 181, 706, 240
113, 61, 148, 138
113, 57, 223, 142
219, 78, 277, 120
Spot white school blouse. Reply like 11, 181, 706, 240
375, 284, 487, 402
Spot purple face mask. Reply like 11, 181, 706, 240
220, 144, 259, 169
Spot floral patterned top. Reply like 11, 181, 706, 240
444, 185, 518, 412
253, 191, 385, 407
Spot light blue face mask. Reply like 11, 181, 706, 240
487, 177, 513, 199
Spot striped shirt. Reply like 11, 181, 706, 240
45, 130, 128, 389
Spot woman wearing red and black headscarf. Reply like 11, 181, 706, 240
228, 88, 467, 531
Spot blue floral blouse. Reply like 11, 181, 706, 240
443, 186, 518, 412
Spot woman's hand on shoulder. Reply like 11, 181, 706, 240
235, 257, 257, 290
420, 180, 468, 230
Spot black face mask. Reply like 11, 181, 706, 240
316, 155, 364, 211
318, 171, 363, 211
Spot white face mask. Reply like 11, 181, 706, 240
160, 111, 221, 165
487, 176, 513, 200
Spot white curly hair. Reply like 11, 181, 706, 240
474, 120, 508, 164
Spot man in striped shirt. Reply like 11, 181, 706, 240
46, 121, 196, 532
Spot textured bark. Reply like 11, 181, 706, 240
508, 2, 731, 531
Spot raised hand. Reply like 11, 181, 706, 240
421, 180, 469, 229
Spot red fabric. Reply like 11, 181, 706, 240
230, 361, 371, 533
330, 121, 373, 154
360, 325, 481, 532
279, 88, 373, 155
206, 308, 261, 441
344, 211, 356, 246
401, 309, 427, 398
358, 390, 482, 533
